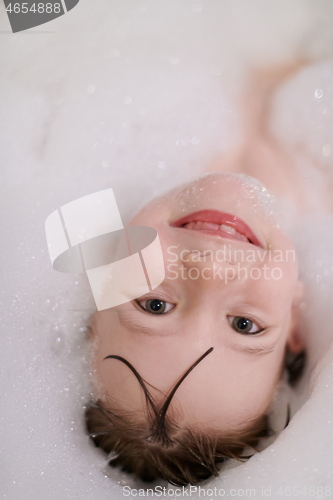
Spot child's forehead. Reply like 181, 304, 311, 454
93, 337, 284, 432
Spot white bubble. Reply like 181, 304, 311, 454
191, 136, 200, 145
315, 88, 324, 99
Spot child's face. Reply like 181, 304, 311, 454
92, 174, 303, 432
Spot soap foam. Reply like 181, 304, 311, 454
2, 1, 333, 499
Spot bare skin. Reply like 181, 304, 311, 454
206, 63, 333, 213
91, 64, 323, 435
92, 173, 304, 432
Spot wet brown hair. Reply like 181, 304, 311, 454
85, 346, 305, 486
86, 400, 269, 486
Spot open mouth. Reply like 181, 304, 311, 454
170, 209, 262, 247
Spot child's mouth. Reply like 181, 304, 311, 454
170, 210, 263, 247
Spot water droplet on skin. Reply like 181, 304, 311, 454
315, 88, 323, 99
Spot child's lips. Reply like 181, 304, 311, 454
169, 210, 263, 247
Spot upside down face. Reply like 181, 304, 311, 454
92, 174, 304, 432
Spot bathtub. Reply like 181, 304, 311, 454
1, 1, 333, 499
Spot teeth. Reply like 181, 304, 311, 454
201, 222, 220, 230
183, 221, 250, 243
220, 224, 236, 235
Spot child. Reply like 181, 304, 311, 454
84, 65, 321, 486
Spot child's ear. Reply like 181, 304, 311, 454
287, 281, 305, 354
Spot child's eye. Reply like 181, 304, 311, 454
137, 299, 176, 315
227, 316, 264, 335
